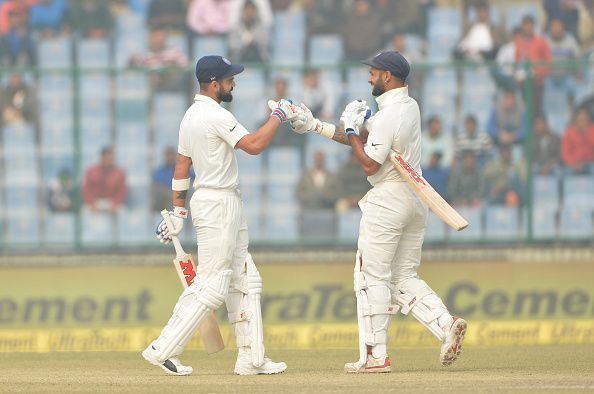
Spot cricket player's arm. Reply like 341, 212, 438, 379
236, 117, 282, 155
332, 128, 368, 146
347, 134, 381, 176
172, 153, 192, 207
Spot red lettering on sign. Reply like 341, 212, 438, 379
180, 260, 196, 286
396, 156, 426, 186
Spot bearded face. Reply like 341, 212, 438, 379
217, 83, 233, 102
371, 78, 386, 97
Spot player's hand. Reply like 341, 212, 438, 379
156, 206, 188, 244
290, 103, 320, 134
268, 99, 302, 123
340, 100, 371, 136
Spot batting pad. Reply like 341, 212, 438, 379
152, 269, 232, 361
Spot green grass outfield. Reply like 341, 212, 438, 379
1, 345, 592, 393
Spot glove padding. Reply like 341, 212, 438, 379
268, 98, 304, 123
156, 206, 187, 244
340, 99, 372, 136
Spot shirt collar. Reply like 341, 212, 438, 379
375, 86, 409, 110
194, 94, 220, 106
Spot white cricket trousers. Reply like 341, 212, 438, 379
189, 188, 249, 288
357, 181, 428, 287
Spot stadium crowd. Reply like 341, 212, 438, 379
0, 0, 594, 245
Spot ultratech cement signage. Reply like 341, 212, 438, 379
0, 261, 592, 352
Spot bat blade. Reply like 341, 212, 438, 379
391, 154, 469, 231
173, 252, 225, 355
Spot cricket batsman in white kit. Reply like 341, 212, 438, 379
142, 55, 303, 376
287, 51, 467, 373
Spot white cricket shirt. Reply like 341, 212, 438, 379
364, 86, 422, 186
178, 94, 249, 189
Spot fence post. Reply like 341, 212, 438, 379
523, 60, 534, 244
72, 65, 82, 251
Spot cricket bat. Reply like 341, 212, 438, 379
160, 210, 225, 354
390, 154, 469, 231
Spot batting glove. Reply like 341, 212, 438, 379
156, 206, 187, 244
268, 99, 302, 123
340, 100, 371, 136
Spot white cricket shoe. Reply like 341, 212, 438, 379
344, 355, 391, 373
142, 344, 193, 376
233, 348, 287, 376
440, 316, 467, 366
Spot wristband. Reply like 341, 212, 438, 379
346, 129, 358, 136
172, 178, 190, 191
172, 206, 188, 219
315, 122, 336, 139
271, 108, 287, 122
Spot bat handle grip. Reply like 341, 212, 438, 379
160, 209, 185, 257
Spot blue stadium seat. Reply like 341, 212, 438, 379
467, 5, 501, 24
41, 114, 73, 153
82, 210, 116, 245
272, 36, 305, 66
117, 72, 149, 98
266, 184, 296, 206
267, 147, 301, 184
117, 208, 152, 243
117, 122, 149, 147
543, 80, 571, 136
166, 34, 188, 56
2, 123, 35, 151
233, 70, 267, 131
299, 209, 337, 240
240, 184, 262, 211
505, 3, 539, 32
532, 206, 557, 239
263, 205, 297, 241
237, 150, 263, 185
534, 175, 560, 209
428, 7, 461, 29
153, 93, 187, 150
448, 206, 483, 242
44, 212, 75, 244
5, 186, 38, 210
116, 99, 149, 122
305, 134, 349, 172
338, 209, 362, 241
346, 67, 374, 107
117, 146, 150, 187
76, 39, 111, 67
460, 91, 494, 129
309, 34, 344, 66
273, 10, 306, 39
38, 37, 71, 67
4, 154, 38, 187
269, 70, 301, 98
81, 74, 111, 99
193, 36, 228, 58
563, 175, 594, 209
484, 206, 520, 241
5, 210, 40, 245
116, 11, 146, 37
559, 206, 593, 239
424, 210, 447, 243
244, 209, 263, 242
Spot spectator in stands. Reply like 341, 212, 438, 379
82, 146, 128, 213
296, 151, 337, 209
0, 73, 36, 126
129, 28, 189, 92
152, 146, 195, 212
484, 145, 525, 206
230, 0, 272, 29
421, 115, 454, 168
147, 0, 187, 33
447, 150, 484, 207
342, 0, 381, 61
0, 9, 36, 66
334, 150, 371, 213
543, 0, 580, 39
576, 82, 594, 120
454, 1, 504, 61
28, 0, 68, 37
455, 115, 493, 167
304, 0, 343, 36
515, 15, 552, 114
0, 0, 33, 35
422, 152, 449, 198
186, 0, 231, 36
487, 90, 527, 146
68, 0, 114, 39
229, 0, 270, 63
561, 108, 594, 173
377, 1, 425, 41
300, 68, 336, 122
48, 168, 74, 212
533, 114, 561, 175
492, 27, 521, 91
545, 18, 582, 94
